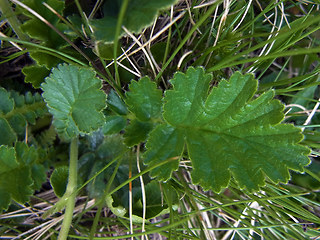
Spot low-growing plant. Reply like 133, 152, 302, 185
0, 0, 320, 239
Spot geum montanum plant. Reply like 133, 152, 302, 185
0, 0, 314, 239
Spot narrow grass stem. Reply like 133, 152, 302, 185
9, 0, 99, 70
114, 0, 129, 86
0, 0, 29, 40
74, 0, 91, 34
58, 137, 78, 240
162, 7, 173, 67
155, 0, 223, 83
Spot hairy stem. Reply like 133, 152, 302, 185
58, 137, 78, 240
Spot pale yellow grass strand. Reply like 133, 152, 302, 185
249, 1, 281, 73
213, 0, 230, 46
9, 0, 93, 65
149, 16, 158, 49
114, 11, 186, 66
120, 47, 141, 77
177, 50, 193, 70
194, 0, 221, 9
0, 31, 23, 50
14, 199, 95, 240
137, 145, 148, 240
302, 98, 320, 132
196, 201, 217, 240
123, 26, 157, 77
222, 201, 262, 240
117, 60, 141, 77
232, 0, 253, 32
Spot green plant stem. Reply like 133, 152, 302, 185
113, 0, 129, 86
10, 0, 97, 68
162, 9, 173, 67
73, 0, 90, 36
0, 0, 29, 40
0, 36, 86, 66
58, 137, 78, 240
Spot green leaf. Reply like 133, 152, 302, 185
124, 119, 154, 147
20, 0, 68, 68
0, 119, 16, 146
31, 164, 47, 190
36, 125, 57, 148
0, 146, 17, 174
0, 88, 47, 145
0, 143, 44, 211
126, 76, 162, 121
0, 166, 32, 210
78, 152, 96, 183
50, 166, 69, 198
107, 89, 128, 115
22, 64, 51, 88
15, 142, 46, 191
0, 88, 14, 114
102, 115, 126, 135
90, 0, 177, 43
20, 0, 65, 44
123, 76, 162, 146
94, 42, 119, 60
87, 161, 107, 198
41, 64, 106, 140
144, 124, 184, 180
15, 141, 37, 165
81, 135, 128, 198
77, 134, 177, 220
28, 51, 61, 69
144, 67, 310, 192
134, 181, 178, 219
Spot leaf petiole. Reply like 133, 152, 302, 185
58, 137, 78, 240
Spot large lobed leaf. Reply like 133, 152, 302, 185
124, 76, 162, 146
20, 0, 76, 87
0, 88, 47, 145
22, 65, 52, 88
0, 142, 46, 211
20, 0, 66, 47
106, 89, 128, 115
125, 76, 162, 122
144, 67, 310, 192
41, 64, 106, 140
20, 0, 68, 68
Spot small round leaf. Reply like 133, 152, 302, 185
41, 64, 106, 140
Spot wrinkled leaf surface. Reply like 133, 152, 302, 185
41, 64, 106, 140
145, 67, 310, 192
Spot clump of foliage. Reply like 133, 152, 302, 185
0, 0, 320, 239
